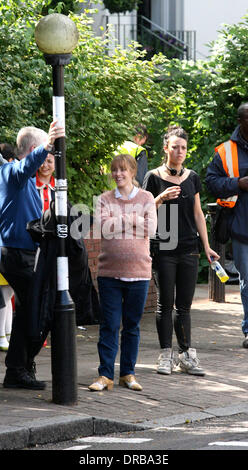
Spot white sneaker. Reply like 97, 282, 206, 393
0, 336, 9, 351
157, 348, 173, 375
177, 348, 205, 376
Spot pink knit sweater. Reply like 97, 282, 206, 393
95, 189, 157, 279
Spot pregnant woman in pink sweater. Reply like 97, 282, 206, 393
89, 154, 157, 392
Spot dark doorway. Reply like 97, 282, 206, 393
138, 0, 151, 20
137, 0, 151, 41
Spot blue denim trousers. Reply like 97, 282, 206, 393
232, 239, 248, 335
97, 277, 150, 379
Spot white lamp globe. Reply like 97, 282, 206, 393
35, 13, 79, 55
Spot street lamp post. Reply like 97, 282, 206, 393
35, 14, 79, 405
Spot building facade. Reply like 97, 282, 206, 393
81, 1, 248, 59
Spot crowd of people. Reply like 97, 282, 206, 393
1, 103, 248, 393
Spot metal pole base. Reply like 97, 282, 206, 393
51, 290, 78, 405
207, 203, 226, 302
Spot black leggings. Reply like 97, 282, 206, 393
152, 252, 199, 353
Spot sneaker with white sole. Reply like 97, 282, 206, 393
177, 348, 205, 376
157, 348, 174, 375
0, 335, 9, 351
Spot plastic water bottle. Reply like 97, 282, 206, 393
210, 258, 229, 283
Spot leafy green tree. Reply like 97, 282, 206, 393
65, 29, 166, 204
2, 1, 248, 282
42, 0, 81, 16
146, 14, 248, 280
0, 0, 166, 207
102, 0, 139, 14
149, 14, 248, 196
207, 16, 248, 143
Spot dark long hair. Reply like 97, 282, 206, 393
163, 125, 188, 147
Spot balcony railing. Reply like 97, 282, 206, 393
105, 13, 137, 52
104, 14, 197, 61
139, 16, 196, 61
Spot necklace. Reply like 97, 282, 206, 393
163, 164, 187, 190
164, 163, 184, 177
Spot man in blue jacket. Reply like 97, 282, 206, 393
0, 121, 64, 389
206, 103, 248, 348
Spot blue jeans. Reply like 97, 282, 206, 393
232, 239, 248, 335
97, 277, 149, 379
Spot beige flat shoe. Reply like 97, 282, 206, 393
88, 376, 114, 391
119, 374, 142, 391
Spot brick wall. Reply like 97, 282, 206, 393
84, 236, 157, 314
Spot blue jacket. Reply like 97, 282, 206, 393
0, 145, 49, 251
206, 125, 248, 243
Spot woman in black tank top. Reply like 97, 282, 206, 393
143, 125, 219, 377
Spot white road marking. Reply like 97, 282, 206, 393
209, 441, 248, 447
76, 437, 152, 444
65, 445, 91, 450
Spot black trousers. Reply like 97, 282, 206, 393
152, 252, 199, 353
0, 247, 45, 371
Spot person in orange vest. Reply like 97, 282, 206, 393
206, 102, 248, 348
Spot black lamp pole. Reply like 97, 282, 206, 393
49, 54, 77, 405
35, 15, 78, 405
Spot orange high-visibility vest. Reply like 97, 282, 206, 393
215, 140, 239, 208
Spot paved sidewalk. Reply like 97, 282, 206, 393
1, 283, 248, 449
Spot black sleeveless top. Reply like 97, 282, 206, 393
143, 169, 201, 255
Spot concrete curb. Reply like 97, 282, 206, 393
0, 415, 150, 450
2, 403, 248, 449
142, 403, 248, 429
